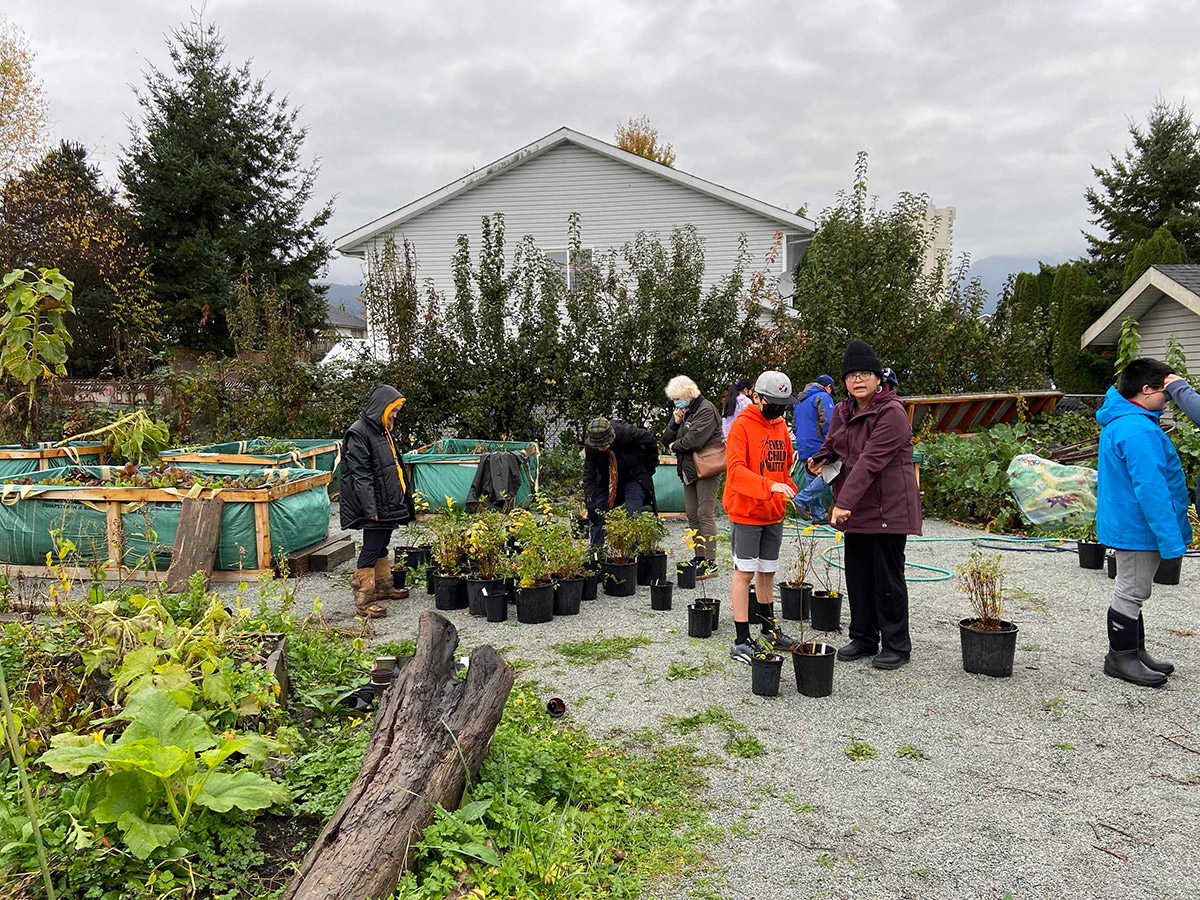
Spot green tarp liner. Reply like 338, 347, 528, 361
0, 442, 103, 478
0, 463, 330, 571
161, 438, 342, 489
402, 439, 539, 510
653, 458, 727, 514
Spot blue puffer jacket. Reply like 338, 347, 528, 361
794, 382, 835, 460
1095, 386, 1191, 558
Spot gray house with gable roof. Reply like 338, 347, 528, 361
1082, 265, 1200, 366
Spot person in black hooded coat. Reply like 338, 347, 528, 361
341, 384, 413, 617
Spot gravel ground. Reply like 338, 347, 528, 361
238, 508, 1200, 900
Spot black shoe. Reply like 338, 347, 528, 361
1138, 614, 1175, 675
695, 559, 718, 581
764, 627, 801, 651
837, 640, 877, 661
1104, 649, 1168, 687
871, 650, 910, 670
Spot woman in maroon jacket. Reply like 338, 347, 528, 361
807, 341, 922, 669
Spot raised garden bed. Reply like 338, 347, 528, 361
161, 438, 342, 489
403, 438, 539, 510
0, 462, 331, 581
0, 441, 108, 477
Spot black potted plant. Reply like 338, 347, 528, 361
750, 636, 784, 697
780, 523, 817, 621
582, 550, 601, 601
649, 579, 673, 611
600, 507, 639, 597
1075, 520, 1105, 570
633, 511, 669, 586
464, 509, 507, 617
429, 502, 470, 611
687, 602, 713, 638
504, 509, 557, 624
551, 524, 588, 616
787, 618, 836, 697
676, 529, 699, 590
957, 551, 1018, 678
809, 536, 843, 632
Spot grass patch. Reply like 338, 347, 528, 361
726, 734, 766, 759
896, 745, 930, 761
554, 634, 652, 665
667, 705, 745, 735
1044, 696, 1065, 717
845, 739, 878, 761
783, 792, 818, 814
666, 656, 724, 681
816, 853, 837, 868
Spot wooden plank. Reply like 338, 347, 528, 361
5, 472, 329, 503
0, 564, 273, 583
284, 535, 355, 576
106, 501, 122, 566
0, 444, 106, 460
254, 502, 272, 570
166, 497, 225, 592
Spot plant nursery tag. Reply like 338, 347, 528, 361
821, 460, 842, 484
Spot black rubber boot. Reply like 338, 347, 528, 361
1105, 609, 1167, 687
1138, 614, 1175, 675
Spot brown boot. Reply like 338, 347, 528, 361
351, 566, 386, 618
374, 558, 409, 600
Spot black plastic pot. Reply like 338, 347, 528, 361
791, 643, 835, 697
516, 585, 555, 624
748, 583, 757, 606
425, 564, 438, 595
582, 571, 600, 601
780, 582, 809, 621
751, 653, 784, 697
677, 562, 697, 589
1077, 540, 1105, 570
1106, 553, 1117, 579
959, 618, 1019, 677
467, 578, 504, 617
484, 583, 508, 622
687, 604, 713, 638
396, 545, 431, 569
1155, 556, 1183, 585
602, 560, 638, 597
392, 567, 408, 590
696, 597, 720, 630
809, 591, 842, 631
574, 517, 590, 537
637, 552, 669, 586
650, 580, 673, 611
554, 578, 584, 616
434, 574, 469, 611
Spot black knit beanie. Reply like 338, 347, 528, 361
841, 340, 884, 379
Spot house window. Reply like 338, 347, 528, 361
545, 248, 593, 290
777, 234, 811, 304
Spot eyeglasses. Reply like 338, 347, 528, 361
845, 372, 875, 382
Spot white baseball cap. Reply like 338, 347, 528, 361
753, 371, 799, 404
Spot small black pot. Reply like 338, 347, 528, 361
687, 604, 713, 638
1106, 553, 1117, 579
392, 567, 408, 590
1077, 540, 1105, 570
582, 571, 600, 601
434, 574, 469, 611
467, 578, 504, 617
484, 583, 508, 622
751, 653, 784, 697
396, 545, 431, 569
425, 564, 438, 595
554, 578, 584, 616
602, 560, 638, 597
748, 583, 757, 606
696, 597, 720, 630
650, 580, 673, 611
636, 552, 669, 586
809, 591, 842, 632
677, 562, 697, 590
780, 582, 809, 621
791, 643, 835, 697
574, 517, 590, 537
516, 585, 555, 624
1154, 556, 1183, 585
959, 618, 1019, 678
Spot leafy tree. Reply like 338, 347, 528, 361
120, 19, 332, 353
614, 116, 676, 167
0, 16, 49, 178
1085, 99, 1200, 295
1121, 225, 1189, 291
0, 141, 159, 376
1050, 261, 1110, 392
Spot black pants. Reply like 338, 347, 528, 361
357, 527, 393, 568
843, 532, 911, 655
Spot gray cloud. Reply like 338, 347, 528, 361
10, 0, 1200, 283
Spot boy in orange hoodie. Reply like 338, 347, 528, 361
724, 370, 800, 663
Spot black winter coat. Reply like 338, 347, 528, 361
583, 419, 659, 510
340, 385, 414, 530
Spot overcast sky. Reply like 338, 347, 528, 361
10, 0, 1200, 284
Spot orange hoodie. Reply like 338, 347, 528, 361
722, 404, 797, 525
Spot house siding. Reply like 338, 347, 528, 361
364, 142, 801, 300
1135, 295, 1200, 366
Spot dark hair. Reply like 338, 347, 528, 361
721, 379, 751, 417
1117, 358, 1173, 398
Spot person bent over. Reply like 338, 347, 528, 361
583, 416, 659, 546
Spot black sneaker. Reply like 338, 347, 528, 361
764, 628, 800, 651
696, 559, 718, 580
729, 638, 755, 665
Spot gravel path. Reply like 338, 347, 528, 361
250, 510, 1200, 900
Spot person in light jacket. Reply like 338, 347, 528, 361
808, 341, 922, 670
662, 375, 723, 578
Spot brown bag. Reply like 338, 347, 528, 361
693, 441, 727, 479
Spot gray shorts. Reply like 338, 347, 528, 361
731, 521, 783, 573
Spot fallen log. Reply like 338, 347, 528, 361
281, 610, 515, 900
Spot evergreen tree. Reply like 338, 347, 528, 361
1085, 99, 1200, 295
1121, 225, 1189, 291
120, 19, 332, 353
1051, 261, 1111, 392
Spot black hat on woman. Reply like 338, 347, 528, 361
841, 340, 884, 379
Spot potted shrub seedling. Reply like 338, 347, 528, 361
396, 492, 435, 571
676, 529, 699, 590
957, 551, 1019, 678
550, 523, 588, 616
601, 507, 640, 597
787, 616, 836, 697
428, 498, 470, 610
464, 509, 507, 617
502, 511, 558, 623
632, 511, 669, 586
1075, 519, 1105, 570
750, 635, 784, 697
809, 532, 843, 632
780, 524, 817, 621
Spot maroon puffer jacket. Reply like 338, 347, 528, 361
816, 387, 922, 535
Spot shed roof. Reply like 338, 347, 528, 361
326, 303, 367, 330
1081, 264, 1200, 347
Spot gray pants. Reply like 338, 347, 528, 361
683, 475, 721, 561
1112, 549, 1160, 618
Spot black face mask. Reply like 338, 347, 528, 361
762, 402, 787, 420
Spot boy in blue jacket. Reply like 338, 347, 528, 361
1095, 358, 1190, 687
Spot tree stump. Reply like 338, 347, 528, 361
281, 610, 515, 900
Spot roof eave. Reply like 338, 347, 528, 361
1082, 266, 1200, 347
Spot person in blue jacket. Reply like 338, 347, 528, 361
793, 375, 836, 523
1096, 358, 1191, 687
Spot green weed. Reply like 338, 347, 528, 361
1051, 741, 1075, 752
726, 735, 766, 759
667, 706, 745, 734
1044, 697, 1065, 717
783, 792, 818, 814
816, 853, 837, 868
897, 745, 930, 760
666, 656, 723, 681
845, 739, 878, 761
554, 634, 652, 664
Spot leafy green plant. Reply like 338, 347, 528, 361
39, 689, 289, 859
554, 634, 652, 665
725, 734, 766, 759
428, 498, 471, 575
464, 508, 507, 580
955, 551, 1007, 630
897, 745, 930, 760
59, 409, 171, 465
502, 510, 568, 588
602, 506, 640, 563
1, 267, 75, 443
845, 739, 878, 761
1114, 317, 1141, 377
1051, 741, 1075, 752
629, 510, 668, 556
